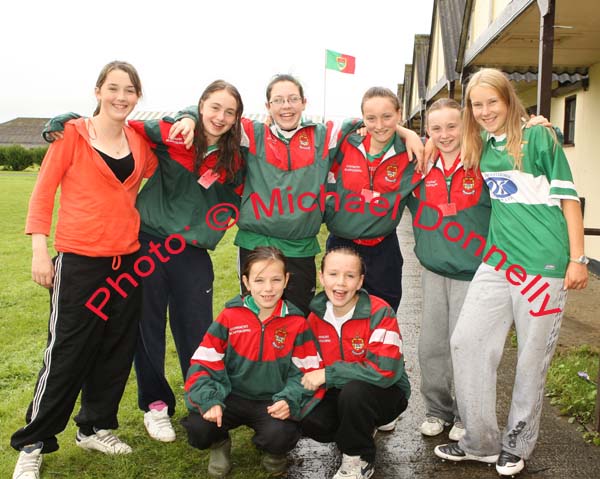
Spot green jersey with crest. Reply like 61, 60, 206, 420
480, 125, 578, 278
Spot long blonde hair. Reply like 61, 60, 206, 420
462, 68, 527, 169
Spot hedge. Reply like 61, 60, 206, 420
0, 145, 48, 171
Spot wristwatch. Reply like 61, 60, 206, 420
570, 255, 590, 265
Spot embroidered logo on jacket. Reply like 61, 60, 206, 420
273, 328, 288, 349
298, 132, 310, 150
344, 164, 363, 174
462, 176, 475, 195
385, 165, 399, 183
351, 335, 366, 356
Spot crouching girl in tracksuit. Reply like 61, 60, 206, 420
300, 247, 410, 479
181, 246, 324, 478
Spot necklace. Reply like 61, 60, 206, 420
88, 118, 127, 157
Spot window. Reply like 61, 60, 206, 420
564, 96, 576, 145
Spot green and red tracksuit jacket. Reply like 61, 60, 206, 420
407, 156, 491, 280
184, 296, 325, 420
130, 118, 244, 250
325, 126, 423, 243
236, 117, 350, 240
42, 113, 244, 250
307, 289, 411, 399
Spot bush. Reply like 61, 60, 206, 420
2, 145, 32, 171
30, 146, 48, 166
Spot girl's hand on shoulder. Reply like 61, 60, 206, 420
355, 126, 367, 137
168, 118, 196, 149
564, 262, 589, 290
525, 114, 551, 128
45, 131, 64, 142
403, 129, 424, 166
301, 369, 326, 391
419, 137, 437, 174
267, 400, 290, 420
202, 405, 223, 427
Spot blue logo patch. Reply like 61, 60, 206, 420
485, 177, 518, 198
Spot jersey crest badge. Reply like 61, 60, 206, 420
351, 335, 366, 356
386, 165, 398, 181
462, 176, 475, 195
273, 328, 288, 349
298, 132, 310, 150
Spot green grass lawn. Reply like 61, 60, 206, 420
0, 171, 328, 478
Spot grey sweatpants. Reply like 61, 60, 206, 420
419, 269, 471, 423
451, 263, 566, 459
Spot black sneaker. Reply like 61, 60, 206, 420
496, 450, 525, 476
434, 443, 499, 464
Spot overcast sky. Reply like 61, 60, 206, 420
0, 0, 434, 123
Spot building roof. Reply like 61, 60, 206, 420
402, 64, 413, 123
438, 0, 466, 82
414, 34, 431, 103
0, 117, 49, 148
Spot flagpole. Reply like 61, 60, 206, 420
323, 49, 327, 122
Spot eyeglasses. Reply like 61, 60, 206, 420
269, 95, 303, 106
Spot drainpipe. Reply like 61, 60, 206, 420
536, 0, 555, 117
420, 99, 427, 137
448, 80, 455, 100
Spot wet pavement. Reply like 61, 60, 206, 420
288, 213, 600, 478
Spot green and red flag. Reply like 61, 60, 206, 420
325, 49, 356, 74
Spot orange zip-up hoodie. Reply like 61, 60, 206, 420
26, 118, 158, 257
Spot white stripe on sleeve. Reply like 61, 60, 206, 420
292, 354, 322, 370
550, 179, 577, 191
191, 346, 225, 362
369, 328, 402, 349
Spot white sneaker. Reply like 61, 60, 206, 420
420, 416, 448, 436
496, 450, 525, 476
76, 429, 132, 454
434, 442, 498, 464
144, 408, 176, 442
333, 454, 374, 479
448, 421, 466, 441
377, 415, 400, 432
13, 443, 42, 479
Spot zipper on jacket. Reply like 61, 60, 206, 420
258, 323, 265, 360
249, 310, 282, 361
447, 166, 462, 203
273, 127, 299, 171
360, 144, 395, 192
286, 124, 307, 170
447, 170, 453, 203
338, 321, 347, 360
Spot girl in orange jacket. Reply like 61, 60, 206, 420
11, 61, 157, 479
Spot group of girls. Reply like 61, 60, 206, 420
11, 60, 588, 479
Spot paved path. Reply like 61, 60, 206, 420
288, 212, 600, 478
